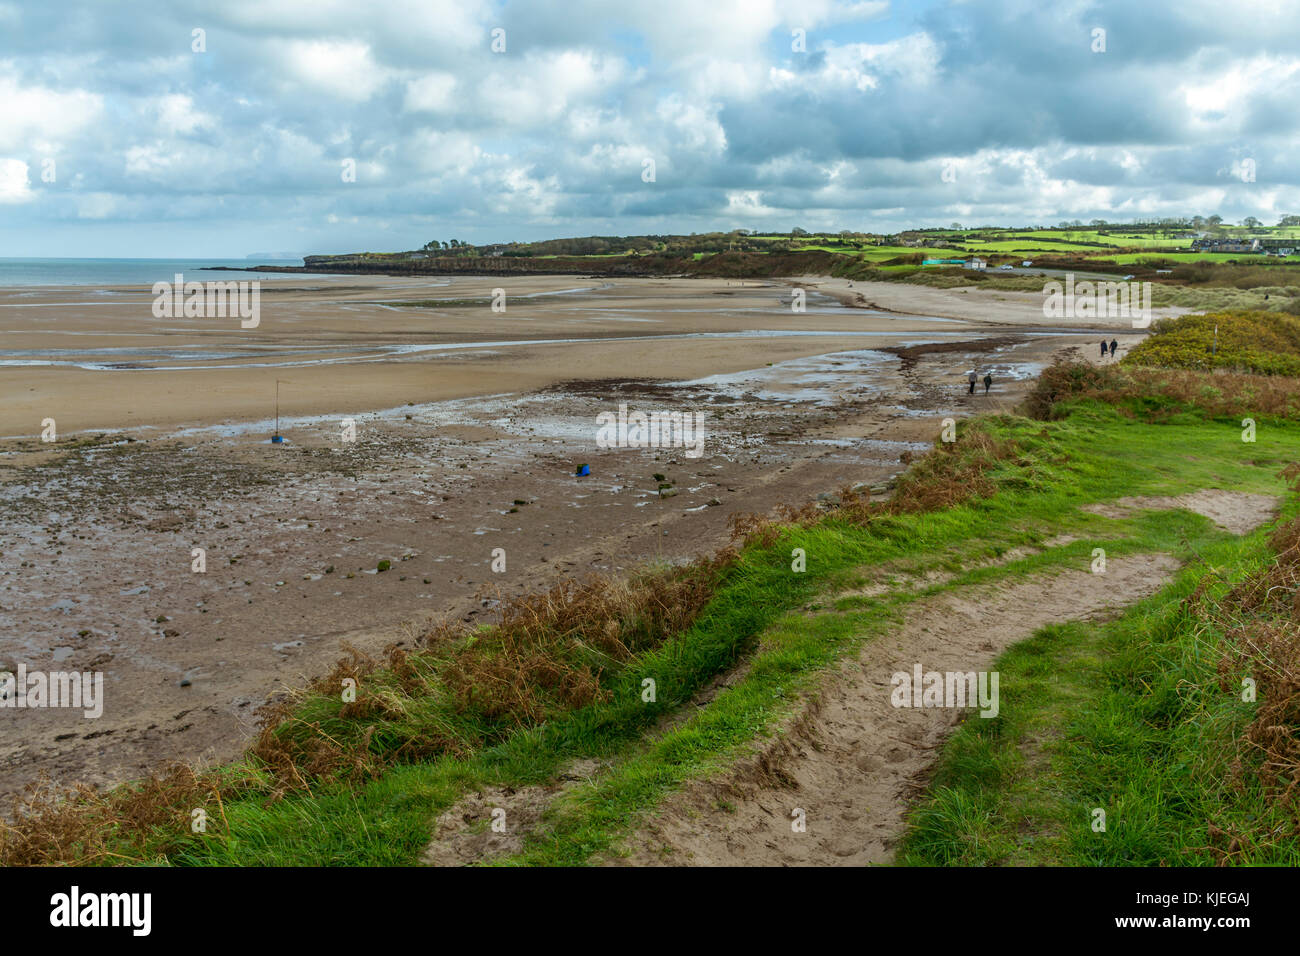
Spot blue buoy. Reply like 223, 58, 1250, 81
271, 435, 284, 444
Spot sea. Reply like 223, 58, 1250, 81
0, 258, 318, 287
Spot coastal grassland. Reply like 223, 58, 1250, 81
4, 368, 1298, 866
501, 509, 1226, 867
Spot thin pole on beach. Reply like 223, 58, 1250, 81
273, 379, 283, 442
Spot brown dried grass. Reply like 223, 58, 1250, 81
1025, 360, 1300, 421
1209, 464, 1300, 812
729, 420, 1022, 546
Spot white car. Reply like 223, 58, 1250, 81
998, 264, 1014, 270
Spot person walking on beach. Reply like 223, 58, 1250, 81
1100, 339, 1109, 360
968, 370, 977, 394
1109, 338, 1118, 358
983, 372, 992, 395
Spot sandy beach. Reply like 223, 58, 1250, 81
0, 272, 1145, 797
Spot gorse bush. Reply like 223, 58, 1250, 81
1123, 310, 1300, 376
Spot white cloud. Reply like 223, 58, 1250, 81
410, 130, 483, 175
1180, 54, 1300, 130
124, 144, 174, 176
281, 40, 391, 101
0, 158, 33, 203
0, 69, 103, 151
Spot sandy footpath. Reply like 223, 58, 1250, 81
609, 553, 1183, 866
0, 273, 1134, 798
805, 276, 1190, 327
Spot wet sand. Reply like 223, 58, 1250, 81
0, 273, 1139, 797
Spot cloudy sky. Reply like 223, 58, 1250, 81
1, 0, 1298, 258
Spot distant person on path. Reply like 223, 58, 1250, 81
1100, 339, 1109, 360
983, 372, 992, 395
1109, 338, 1118, 358
968, 370, 977, 394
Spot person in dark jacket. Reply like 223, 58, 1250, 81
1109, 338, 1118, 357
983, 372, 992, 395
1100, 339, 1109, 359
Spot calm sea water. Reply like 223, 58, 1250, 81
0, 258, 315, 288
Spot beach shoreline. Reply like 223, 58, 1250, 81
0, 273, 1141, 797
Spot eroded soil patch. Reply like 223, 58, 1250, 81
1081, 490, 1278, 535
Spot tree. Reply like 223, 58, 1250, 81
1242, 216, 1262, 229
1278, 215, 1300, 227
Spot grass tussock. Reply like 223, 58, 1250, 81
249, 553, 736, 793
0, 764, 245, 866
435, 557, 733, 724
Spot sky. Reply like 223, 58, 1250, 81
1, 0, 1298, 258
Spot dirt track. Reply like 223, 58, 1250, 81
609, 553, 1182, 866
420, 488, 1276, 867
